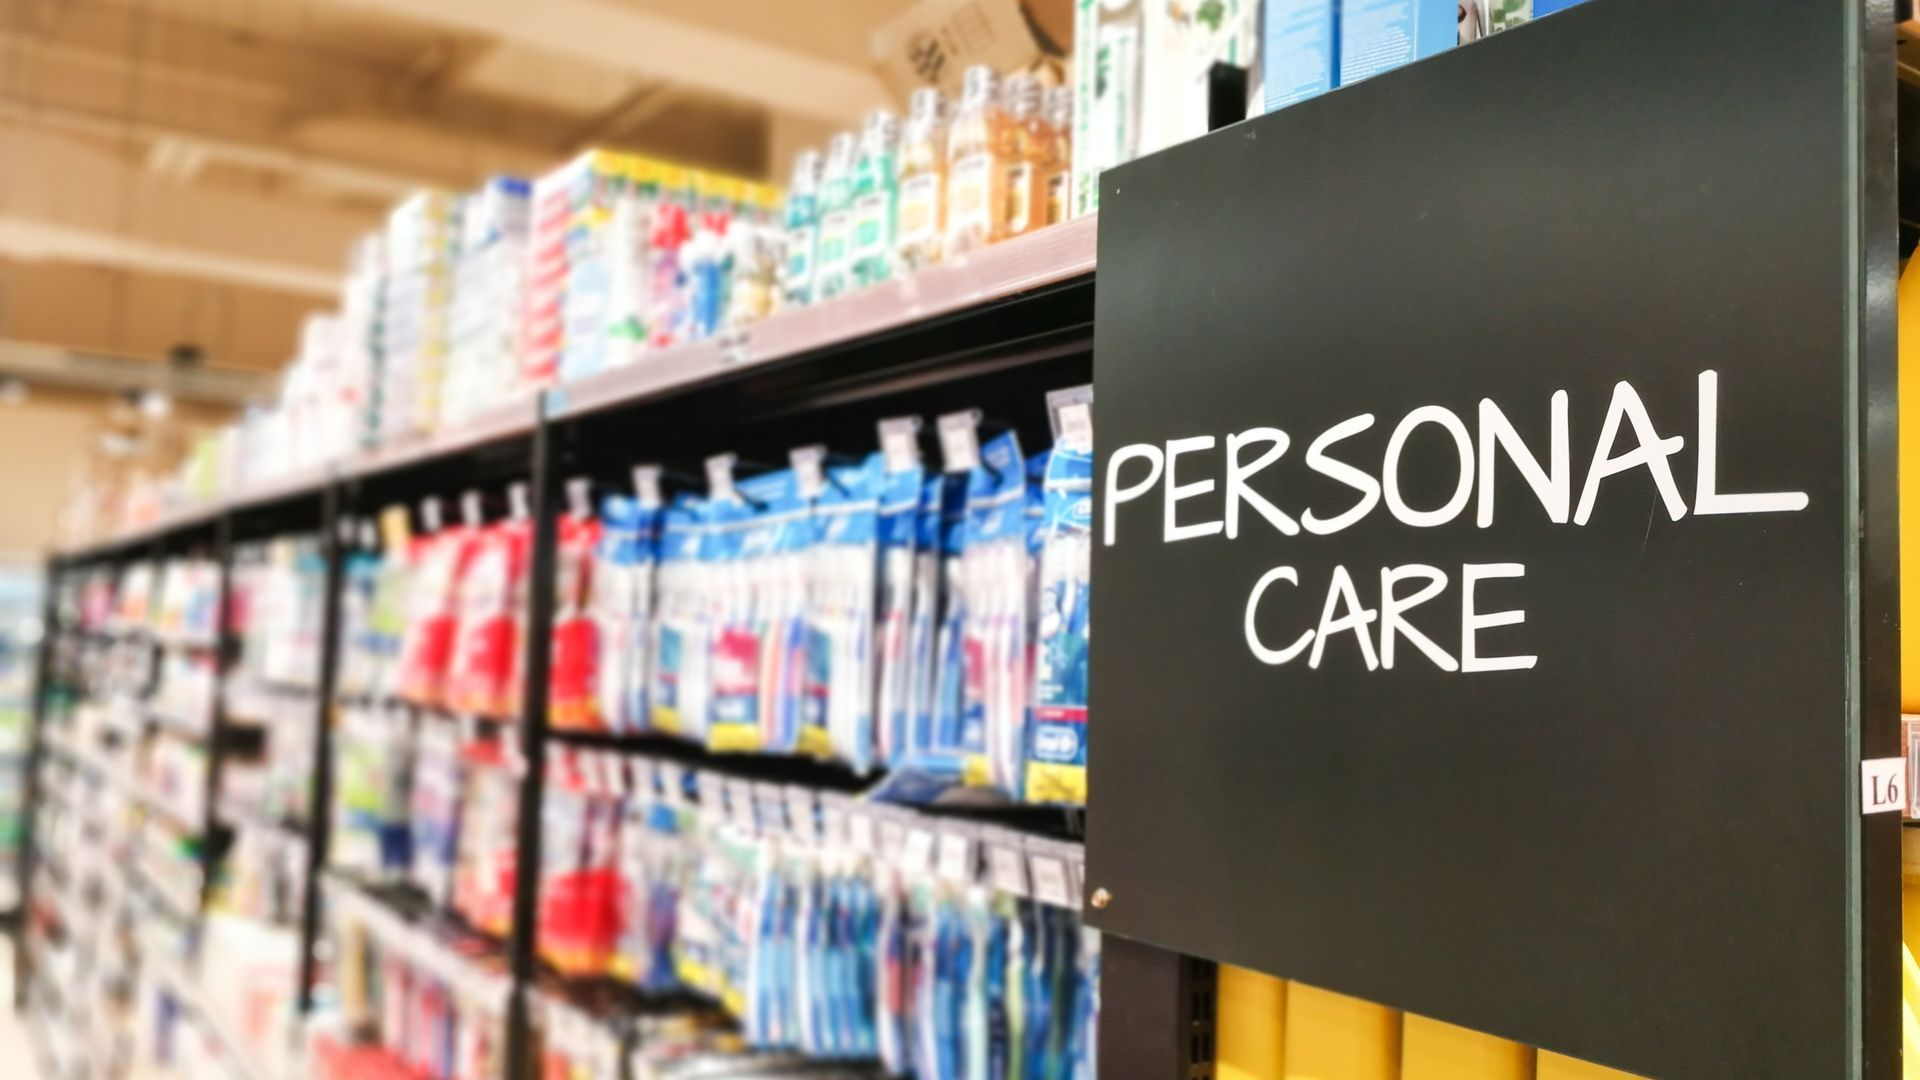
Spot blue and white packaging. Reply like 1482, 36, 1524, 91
798, 457, 881, 772
648, 497, 710, 739
1027, 387, 1094, 805
1465, 0, 1593, 41
874, 418, 926, 769
1339, 0, 1454, 85
1262, 0, 1339, 113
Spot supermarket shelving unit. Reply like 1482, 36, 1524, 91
21, 213, 1193, 1079
14, 0, 1915, 1075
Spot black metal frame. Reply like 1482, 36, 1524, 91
1858, 2, 1903, 1076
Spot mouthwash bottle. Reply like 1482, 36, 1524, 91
814, 132, 858, 301
1044, 86, 1074, 227
896, 88, 949, 273
851, 108, 902, 289
780, 150, 823, 309
1002, 75, 1048, 239
944, 65, 1010, 257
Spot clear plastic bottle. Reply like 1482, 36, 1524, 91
780, 149, 822, 308
851, 109, 902, 289
1043, 86, 1075, 228
1002, 75, 1049, 239
944, 65, 1010, 257
814, 133, 859, 301
895, 88, 949, 273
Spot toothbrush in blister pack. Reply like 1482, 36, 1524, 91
614, 466, 667, 735
648, 496, 709, 739
1027, 386, 1093, 806
706, 454, 765, 754
959, 420, 1031, 796
874, 417, 926, 770
798, 455, 882, 772
908, 470, 966, 765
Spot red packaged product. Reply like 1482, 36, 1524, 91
447, 516, 532, 720
536, 761, 622, 978
398, 522, 479, 708
548, 511, 604, 731
453, 750, 519, 940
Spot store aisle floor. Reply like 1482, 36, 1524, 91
0, 935, 45, 1080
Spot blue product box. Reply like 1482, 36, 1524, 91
1263, 0, 1339, 113
1469, 0, 1595, 40
1339, 0, 1454, 85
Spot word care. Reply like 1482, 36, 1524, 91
1101, 371, 1808, 673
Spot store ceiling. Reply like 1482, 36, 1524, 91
0, 0, 916, 378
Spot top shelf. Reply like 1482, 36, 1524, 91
56, 214, 1099, 563
548, 214, 1097, 422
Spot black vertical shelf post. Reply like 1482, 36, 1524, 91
504, 418, 561, 1078
1097, 938, 1215, 1080
296, 482, 347, 1019
14, 556, 64, 1007
198, 514, 234, 915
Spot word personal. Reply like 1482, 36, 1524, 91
1102, 371, 1808, 672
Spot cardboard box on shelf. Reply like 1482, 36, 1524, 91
872, 0, 1073, 99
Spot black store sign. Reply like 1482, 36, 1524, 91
1084, 0, 1897, 1077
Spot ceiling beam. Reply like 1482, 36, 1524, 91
0, 219, 341, 297
328, 0, 893, 124
0, 98, 429, 200
3, 4, 584, 156
0, 127, 367, 296
0, 337, 275, 406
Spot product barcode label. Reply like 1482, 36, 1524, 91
632, 465, 663, 510
949, 154, 992, 231
1029, 854, 1073, 907
987, 842, 1030, 897
785, 226, 816, 284
879, 417, 921, 474
696, 770, 724, 811
878, 816, 908, 862
595, 752, 625, 795
902, 826, 937, 876
817, 211, 851, 268
1057, 401, 1093, 451
898, 174, 942, 244
659, 761, 685, 803
727, 778, 758, 831
821, 798, 850, 849
852, 193, 890, 257
1006, 162, 1034, 234
1907, 718, 1920, 821
938, 411, 982, 473
936, 830, 974, 885
705, 454, 738, 502
791, 445, 828, 499
847, 809, 877, 855
786, 787, 817, 842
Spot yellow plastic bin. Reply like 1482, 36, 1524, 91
1401, 1013, 1532, 1080
1535, 1050, 1647, 1079
1282, 982, 1400, 1079
1218, 965, 1288, 1080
